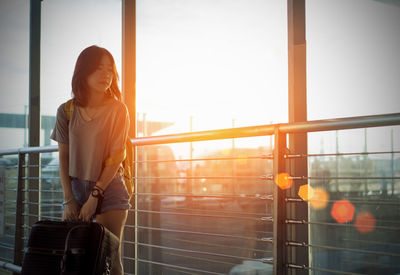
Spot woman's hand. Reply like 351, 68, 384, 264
78, 195, 98, 222
62, 199, 80, 221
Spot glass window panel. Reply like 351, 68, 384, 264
307, 0, 400, 120
0, 0, 29, 150
309, 126, 400, 274
137, 0, 288, 137
135, 137, 273, 274
41, 0, 122, 147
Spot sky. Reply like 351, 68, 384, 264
0, 0, 399, 156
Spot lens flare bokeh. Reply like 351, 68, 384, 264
331, 199, 355, 224
309, 187, 329, 210
275, 173, 293, 190
298, 184, 314, 201
354, 212, 376, 234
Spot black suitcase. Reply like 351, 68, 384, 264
21, 220, 119, 275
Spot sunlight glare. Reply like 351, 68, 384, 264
237, 154, 248, 165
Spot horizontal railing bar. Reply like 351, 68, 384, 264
0, 145, 57, 156
135, 175, 273, 180
136, 209, 268, 222
127, 225, 272, 243
286, 220, 400, 231
23, 164, 40, 168
1, 113, 400, 156
343, 258, 400, 269
162, 251, 237, 267
287, 150, 400, 158
161, 235, 271, 253
20, 177, 39, 180
131, 125, 276, 146
341, 196, 400, 203
159, 207, 269, 219
286, 241, 400, 257
22, 201, 62, 206
127, 258, 225, 275
124, 241, 267, 263
161, 220, 273, 237
29, 191, 62, 194
21, 213, 61, 220
286, 197, 400, 206
341, 238, 400, 246
21, 176, 62, 180
4, 165, 18, 169
20, 189, 62, 194
0, 243, 13, 250
160, 206, 271, 218
130, 113, 400, 146
287, 264, 365, 275
0, 260, 21, 274
290, 176, 400, 180
136, 192, 273, 201
162, 208, 272, 222
163, 264, 224, 275
279, 113, 400, 133
0, 256, 13, 263
5, 211, 24, 216
136, 154, 273, 163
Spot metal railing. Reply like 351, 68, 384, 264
0, 112, 399, 274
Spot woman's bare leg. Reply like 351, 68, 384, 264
96, 209, 128, 275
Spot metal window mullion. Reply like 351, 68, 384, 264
287, 0, 308, 273
28, 0, 42, 234
273, 128, 288, 275
122, 0, 136, 274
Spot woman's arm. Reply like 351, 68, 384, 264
78, 163, 121, 221
59, 142, 80, 221
59, 143, 72, 199
95, 163, 121, 192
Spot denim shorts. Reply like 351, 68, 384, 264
70, 173, 131, 213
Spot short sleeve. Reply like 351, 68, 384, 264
108, 103, 130, 156
50, 103, 69, 144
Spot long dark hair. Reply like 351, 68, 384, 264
71, 45, 121, 106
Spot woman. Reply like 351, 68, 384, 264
50, 45, 130, 275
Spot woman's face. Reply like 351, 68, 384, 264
86, 54, 114, 94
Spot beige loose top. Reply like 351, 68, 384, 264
50, 98, 130, 182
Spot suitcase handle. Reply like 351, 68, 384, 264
60, 224, 90, 274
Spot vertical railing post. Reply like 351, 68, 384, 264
391, 129, 395, 195
134, 145, 138, 275
273, 128, 288, 275
14, 152, 25, 268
